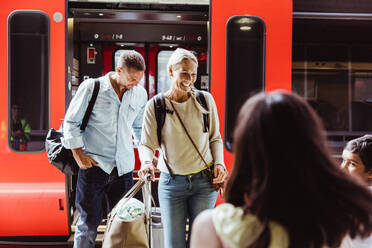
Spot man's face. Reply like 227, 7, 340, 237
117, 66, 144, 89
341, 149, 369, 182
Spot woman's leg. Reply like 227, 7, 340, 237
187, 171, 218, 243
158, 172, 189, 248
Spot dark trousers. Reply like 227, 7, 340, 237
73, 166, 134, 248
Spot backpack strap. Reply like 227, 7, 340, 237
153, 93, 166, 145
153, 93, 176, 177
80, 79, 100, 131
195, 90, 210, 133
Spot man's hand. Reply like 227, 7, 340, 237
72, 148, 98, 170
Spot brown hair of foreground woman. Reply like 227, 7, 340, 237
191, 90, 372, 248
226, 90, 372, 247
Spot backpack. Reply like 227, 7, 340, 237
153, 90, 209, 145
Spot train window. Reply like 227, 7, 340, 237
351, 47, 372, 132
293, 45, 349, 131
8, 11, 50, 152
157, 50, 174, 94
292, 19, 372, 148
224, 16, 266, 152
114, 49, 145, 87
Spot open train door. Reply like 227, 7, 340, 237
0, 0, 68, 241
210, 0, 292, 203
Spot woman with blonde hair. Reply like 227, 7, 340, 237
191, 90, 372, 248
138, 48, 227, 248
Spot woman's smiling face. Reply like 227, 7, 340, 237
169, 58, 198, 93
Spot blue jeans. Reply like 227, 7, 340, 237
158, 170, 217, 248
73, 166, 133, 248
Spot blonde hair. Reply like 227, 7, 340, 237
167, 48, 208, 114
167, 48, 198, 73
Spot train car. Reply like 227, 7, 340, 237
1, 0, 372, 245
0, 0, 68, 244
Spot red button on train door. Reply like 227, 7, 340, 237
87, 47, 96, 64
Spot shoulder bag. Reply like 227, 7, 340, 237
45, 79, 100, 175
169, 99, 225, 192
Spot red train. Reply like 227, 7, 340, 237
0, 0, 371, 243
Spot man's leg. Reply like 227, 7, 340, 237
74, 167, 108, 248
105, 170, 134, 213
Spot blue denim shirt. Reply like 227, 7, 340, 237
62, 72, 147, 176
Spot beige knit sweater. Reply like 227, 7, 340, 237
138, 92, 225, 175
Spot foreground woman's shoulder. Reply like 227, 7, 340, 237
191, 209, 222, 248
212, 203, 290, 248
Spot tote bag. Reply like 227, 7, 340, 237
102, 180, 149, 248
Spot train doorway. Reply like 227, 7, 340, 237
66, 2, 209, 242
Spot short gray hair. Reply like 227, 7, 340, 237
167, 48, 198, 72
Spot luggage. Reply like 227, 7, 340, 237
102, 176, 164, 248
142, 183, 164, 248
148, 207, 164, 248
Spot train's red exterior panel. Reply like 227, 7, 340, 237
210, 0, 293, 173
0, 0, 67, 236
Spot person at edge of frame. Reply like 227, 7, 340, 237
190, 91, 372, 248
10, 104, 31, 151
341, 134, 372, 248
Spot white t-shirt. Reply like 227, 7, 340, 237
350, 186, 372, 248
212, 203, 290, 248
341, 186, 372, 248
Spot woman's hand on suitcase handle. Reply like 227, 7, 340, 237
139, 161, 155, 181
152, 156, 158, 168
